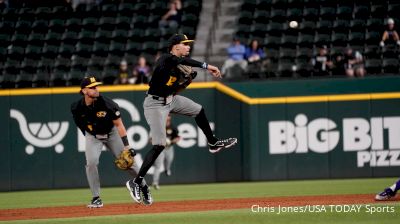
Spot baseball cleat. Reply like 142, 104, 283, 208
126, 180, 141, 203
375, 188, 396, 201
87, 197, 103, 208
141, 185, 154, 206
208, 138, 238, 153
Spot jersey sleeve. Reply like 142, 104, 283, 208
70, 101, 86, 135
103, 97, 122, 120
167, 54, 204, 68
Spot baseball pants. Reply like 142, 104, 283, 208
152, 145, 175, 186
85, 127, 145, 197
144, 94, 201, 146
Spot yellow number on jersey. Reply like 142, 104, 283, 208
166, 76, 177, 86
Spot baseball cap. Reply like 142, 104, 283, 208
168, 34, 194, 49
80, 76, 102, 89
388, 18, 395, 24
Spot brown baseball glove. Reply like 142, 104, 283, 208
114, 148, 136, 170
176, 64, 197, 92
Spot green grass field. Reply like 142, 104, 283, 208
0, 177, 399, 224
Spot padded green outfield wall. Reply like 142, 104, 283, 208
1, 76, 400, 191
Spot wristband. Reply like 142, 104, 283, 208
202, 62, 208, 69
121, 136, 129, 147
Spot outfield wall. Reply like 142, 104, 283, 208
1, 76, 400, 191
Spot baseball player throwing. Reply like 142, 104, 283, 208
126, 34, 238, 205
71, 76, 151, 207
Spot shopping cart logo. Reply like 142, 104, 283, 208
10, 109, 69, 155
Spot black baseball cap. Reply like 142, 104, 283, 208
80, 76, 102, 93
168, 34, 194, 50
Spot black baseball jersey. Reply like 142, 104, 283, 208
148, 53, 203, 97
71, 95, 121, 136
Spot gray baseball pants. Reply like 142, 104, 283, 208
152, 145, 174, 186
144, 94, 202, 146
85, 127, 145, 197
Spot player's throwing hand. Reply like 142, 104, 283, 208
207, 65, 221, 78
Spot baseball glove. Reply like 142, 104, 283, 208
176, 64, 197, 92
114, 148, 136, 170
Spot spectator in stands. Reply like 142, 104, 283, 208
245, 39, 267, 76
0, 0, 8, 10
311, 45, 333, 76
159, 0, 182, 28
343, 47, 365, 77
332, 53, 346, 76
114, 60, 131, 85
132, 56, 151, 84
221, 37, 247, 79
380, 18, 400, 47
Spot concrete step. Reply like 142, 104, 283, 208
208, 55, 228, 68
217, 15, 237, 28
193, 43, 208, 55
214, 28, 236, 43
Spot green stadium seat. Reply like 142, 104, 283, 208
32, 19, 48, 34
350, 19, 366, 33
54, 56, 71, 72
101, 4, 118, 17
336, 5, 353, 19
58, 43, 75, 57
353, 5, 369, 19
112, 29, 129, 42
115, 16, 132, 30
303, 7, 319, 20
142, 41, 159, 55
333, 19, 350, 33
48, 19, 65, 33
99, 17, 116, 31
42, 44, 59, 58
15, 72, 34, 88
382, 58, 399, 74
365, 59, 382, 75
101, 67, 117, 84
286, 8, 302, 21
366, 18, 383, 32
297, 34, 314, 48
149, 1, 167, 12
67, 69, 84, 86
1, 73, 16, 88
109, 40, 126, 56
49, 71, 67, 87
314, 33, 331, 46
65, 18, 82, 32
32, 72, 49, 88
25, 44, 43, 59
317, 20, 333, 35
238, 10, 253, 25
92, 41, 109, 57
15, 20, 32, 34
82, 17, 98, 31
118, 3, 135, 17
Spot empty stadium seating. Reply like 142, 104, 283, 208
0, 0, 202, 88
235, 0, 400, 78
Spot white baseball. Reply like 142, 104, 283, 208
289, 21, 298, 28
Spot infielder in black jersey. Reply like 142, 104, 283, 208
126, 34, 238, 205
71, 76, 152, 207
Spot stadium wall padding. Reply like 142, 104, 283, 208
1, 76, 400, 191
